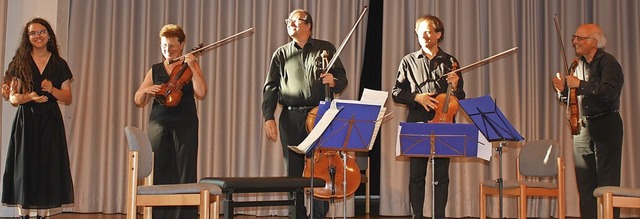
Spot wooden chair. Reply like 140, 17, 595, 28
125, 126, 221, 219
594, 186, 640, 219
479, 139, 565, 219
356, 152, 371, 213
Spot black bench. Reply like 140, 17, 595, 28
200, 177, 325, 219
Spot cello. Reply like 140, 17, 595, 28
303, 51, 361, 200
554, 14, 581, 135
302, 7, 368, 201
155, 28, 254, 107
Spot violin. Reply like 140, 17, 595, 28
154, 28, 254, 107
554, 14, 581, 135
430, 62, 460, 123
155, 61, 193, 107
567, 59, 581, 135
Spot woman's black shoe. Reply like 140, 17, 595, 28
19, 216, 28, 219
36, 216, 45, 219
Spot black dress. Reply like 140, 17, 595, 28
2, 55, 74, 209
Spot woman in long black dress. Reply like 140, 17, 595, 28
134, 24, 207, 219
1, 18, 74, 219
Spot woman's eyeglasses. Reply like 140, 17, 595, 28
28, 29, 48, 37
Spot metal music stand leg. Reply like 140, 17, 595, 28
310, 150, 315, 219
496, 142, 507, 219
342, 151, 347, 219
430, 155, 437, 219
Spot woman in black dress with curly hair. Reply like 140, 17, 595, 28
1, 18, 74, 219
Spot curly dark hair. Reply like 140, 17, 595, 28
2, 18, 60, 100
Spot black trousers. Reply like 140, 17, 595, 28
573, 112, 623, 219
409, 157, 450, 219
148, 119, 199, 219
279, 109, 329, 218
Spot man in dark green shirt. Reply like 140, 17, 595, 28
261, 9, 348, 219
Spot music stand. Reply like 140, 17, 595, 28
398, 122, 489, 218
458, 95, 524, 219
290, 99, 385, 219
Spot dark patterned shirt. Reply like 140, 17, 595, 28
262, 38, 348, 121
392, 48, 465, 122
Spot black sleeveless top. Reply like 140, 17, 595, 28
149, 62, 197, 123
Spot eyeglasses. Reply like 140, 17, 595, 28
28, 29, 48, 37
160, 43, 181, 49
571, 35, 593, 41
284, 18, 306, 25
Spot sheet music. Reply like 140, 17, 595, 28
367, 107, 386, 150
288, 106, 342, 154
395, 125, 402, 156
360, 88, 388, 105
477, 131, 491, 161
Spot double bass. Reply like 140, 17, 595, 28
303, 7, 368, 201
554, 14, 581, 135
155, 28, 254, 107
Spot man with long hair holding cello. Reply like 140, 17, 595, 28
552, 24, 623, 219
392, 15, 464, 219
262, 9, 348, 219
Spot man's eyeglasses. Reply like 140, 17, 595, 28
284, 18, 306, 25
28, 29, 48, 37
571, 35, 593, 41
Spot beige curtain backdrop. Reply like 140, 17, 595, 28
1, 0, 639, 218
61, 0, 367, 216
0, 0, 5, 70
380, 0, 640, 218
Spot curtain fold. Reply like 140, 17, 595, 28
380, 0, 640, 218
64, 0, 367, 216
1, 0, 638, 218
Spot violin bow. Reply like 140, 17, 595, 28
442, 47, 518, 77
168, 27, 255, 64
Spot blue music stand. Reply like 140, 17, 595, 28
398, 122, 487, 218
308, 100, 384, 217
398, 122, 483, 158
311, 100, 383, 152
459, 95, 524, 219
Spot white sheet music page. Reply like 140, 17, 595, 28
367, 107, 386, 150
395, 125, 403, 156
360, 88, 388, 105
288, 103, 342, 154
477, 131, 491, 161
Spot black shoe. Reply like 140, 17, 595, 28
36, 216, 45, 219
18, 216, 28, 219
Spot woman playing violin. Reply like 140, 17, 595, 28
391, 15, 465, 219
133, 24, 207, 219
